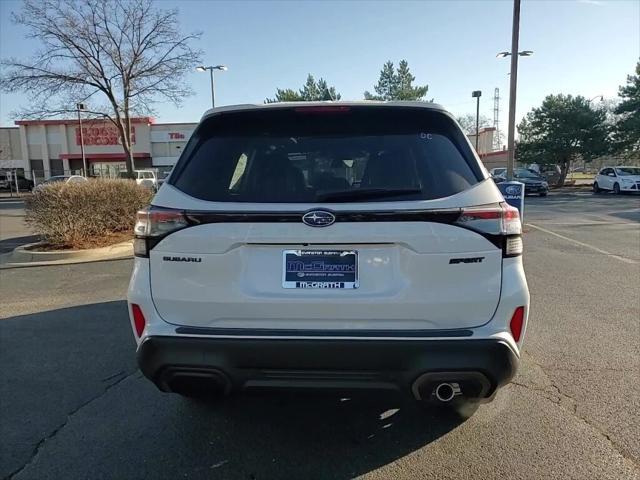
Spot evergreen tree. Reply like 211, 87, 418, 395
266, 88, 303, 103
364, 60, 429, 101
317, 79, 339, 101
364, 61, 398, 100
517, 94, 610, 186
613, 61, 640, 156
395, 60, 429, 100
266, 74, 341, 103
300, 74, 320, 100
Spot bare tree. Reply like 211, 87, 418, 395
456, 113, 492, 135
0, 0, 202, 175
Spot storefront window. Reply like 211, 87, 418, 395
91, 162, 127, 178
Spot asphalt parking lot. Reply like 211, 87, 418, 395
1, 190, 639, 480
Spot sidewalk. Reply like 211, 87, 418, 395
0, 191, 30, 200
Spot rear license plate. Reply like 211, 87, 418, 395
282, 250, 358, 289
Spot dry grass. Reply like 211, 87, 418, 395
25, 179, 153, 249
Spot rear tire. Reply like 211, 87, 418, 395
613, 183, 621, 195
593, 182, 600, 193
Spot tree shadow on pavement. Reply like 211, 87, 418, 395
1, 300, 468, 480
610, 209, 640, 222
0, 235, 40, 254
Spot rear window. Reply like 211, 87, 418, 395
170, 107, 482, 203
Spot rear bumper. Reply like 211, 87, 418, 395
524, 184, 548, 194
137, 335, 519, 401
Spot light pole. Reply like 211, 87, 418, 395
472, 90, 482, 153
196, 65, 228, 108
76, 103, 87, 176
589, 95, 604, 104
497, 0, 533, 181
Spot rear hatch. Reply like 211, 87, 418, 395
146, 105, 505, 332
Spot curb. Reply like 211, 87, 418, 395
0, 240, 133, 269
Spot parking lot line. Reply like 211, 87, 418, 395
526, 223, 638, 265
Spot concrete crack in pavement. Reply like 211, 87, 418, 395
101, 370, 126, 382
7, 369, 140, 480
511, 357, 639, 469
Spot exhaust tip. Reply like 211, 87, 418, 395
161, 368, 231, 397
435, 382, 458, 402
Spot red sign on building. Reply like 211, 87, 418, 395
75, 126, 136, 146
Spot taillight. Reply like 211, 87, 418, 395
134, 207, 189, 257
510, 306, 525, 342
131, 303, 146, 337
456, 203, 522, 257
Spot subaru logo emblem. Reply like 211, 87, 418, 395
302, 210, 335, 227
505, 185, 521, 195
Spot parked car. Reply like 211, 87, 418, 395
135, 170, 158, 191
593, 166, 640, 194
489, 167, 506, 178
33, 175, 86, 192
0, 172, 34, 191
492, 168, 549, 196
0, 173, 10, 190
128, 102, 530, 411
34, 175, 87, 190
156, 170, 172, 189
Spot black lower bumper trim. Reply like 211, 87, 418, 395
137, 336, 518, 400
174, 326, 473, 337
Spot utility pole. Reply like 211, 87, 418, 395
493, 88, 501, 150
472, 90, 482, 153
77, 103, 87, 176
209, 68, 215, 108
506, 0, 521, 181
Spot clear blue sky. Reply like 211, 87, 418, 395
1, 0, 638, 139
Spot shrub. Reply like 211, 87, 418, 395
25, 179, 153, 248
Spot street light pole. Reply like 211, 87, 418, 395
209, 68, 215, 108
506, 0, 521, 181
472, 90, 482, 153
76, 103, 87, 176
196, 65, 228, 108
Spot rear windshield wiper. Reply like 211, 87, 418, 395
316, 188, 422, 202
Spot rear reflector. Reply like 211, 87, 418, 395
510, 306, 525, 342
131, 304, 146, 337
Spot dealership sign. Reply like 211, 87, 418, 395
150, 130, 194, 143
497, 181, 525, 221
75, 126, 136, 146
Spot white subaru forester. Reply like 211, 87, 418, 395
128, 102, 529, 408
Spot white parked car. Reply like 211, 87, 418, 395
34, 175, 87, 190
128, 102, 530, 410
593, 166, 640, 194
134, 170, 158, 191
